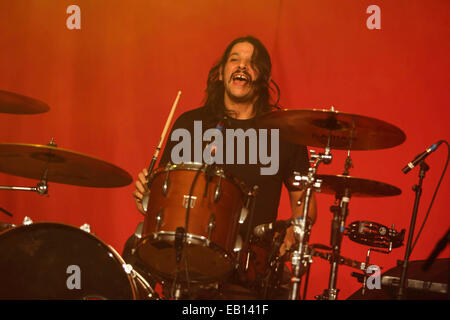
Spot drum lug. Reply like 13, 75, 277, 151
213, 176, 222, 202
80, 223, 91, 233
22, 216, 33, 225
233, 234, 243, 253
239, 207, 248, 224
162, 166, 171, 196
207, 213, 216, 239
155, 209, 164, 232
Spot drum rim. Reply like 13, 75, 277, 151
135, 231, 236, 283
150, 162, 249, 195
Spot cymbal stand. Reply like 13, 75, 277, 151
289, 148, 331, 300
0, 166, 49, 196
0, 140, 55, 196
316, 187, 350, 300
343, 149, 353, 176
0, 180, 48, 196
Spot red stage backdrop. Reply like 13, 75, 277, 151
0, 0, 448, 299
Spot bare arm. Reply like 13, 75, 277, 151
288, 190, 317, 224
279, 190, 317, 255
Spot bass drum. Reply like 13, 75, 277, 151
0, 222, 148, 300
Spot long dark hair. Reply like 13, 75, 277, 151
203, 36, 280, 125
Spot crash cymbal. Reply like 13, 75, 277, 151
316, 174, 401, 197
257, 108, 406, 150
0, 143, 132, 188
0, 90, 50, 114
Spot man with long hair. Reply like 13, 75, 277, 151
131, 36, 316, 299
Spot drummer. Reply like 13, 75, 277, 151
132, 35, 317, 297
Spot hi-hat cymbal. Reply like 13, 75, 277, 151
256, 108, 406, 150
316, 174, 401, 197
0, 143, 132, 188
0, 90, 50, 114
291, 174, 401, 197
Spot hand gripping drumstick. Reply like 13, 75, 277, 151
141, 91, 182, 213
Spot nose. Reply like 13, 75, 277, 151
238, 61, 247, 70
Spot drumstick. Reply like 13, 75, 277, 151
152, 90, 182, 162
141, 91, 181, 213
146, 91, 182, 176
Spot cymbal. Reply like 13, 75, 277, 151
0, 90, 50, 114
256, 108, 406, 150
316, 174, 402, 197
0, 143, 132, 188
291, 174, 401, 197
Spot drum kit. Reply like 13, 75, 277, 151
0, 89, 411, 300
0, 90, 155, 299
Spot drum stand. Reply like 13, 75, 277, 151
315, 188, 351, 300
289, 148, 332, 300
316, 150, 353, 300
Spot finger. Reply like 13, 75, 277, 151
138, 172, 148, 185
143, 168, 149, 176
133, 190, 143, 200
135, 180, 146, 194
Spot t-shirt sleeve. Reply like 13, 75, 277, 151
283, 143, 310, 191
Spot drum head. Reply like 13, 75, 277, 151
0, 222, 136, 299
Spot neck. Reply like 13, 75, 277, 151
224, 95, 256, 120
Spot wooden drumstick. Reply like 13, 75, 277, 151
152, 90, 182, 162
142, 91, 182, 213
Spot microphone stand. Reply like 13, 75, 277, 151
397, 161, 429, 300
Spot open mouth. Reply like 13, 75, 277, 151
231, 72, 251, 85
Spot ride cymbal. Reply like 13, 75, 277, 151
0, 143, 132, 188
256, 108, 406, 150
0, 90, 50, 114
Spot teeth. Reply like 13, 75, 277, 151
233, 74, 248, 81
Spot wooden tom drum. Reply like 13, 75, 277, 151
136, 163, 247, 283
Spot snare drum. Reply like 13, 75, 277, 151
136, 163, 247, 283
0, 222, 145, 299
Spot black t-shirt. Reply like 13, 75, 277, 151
158, 106, 310, 230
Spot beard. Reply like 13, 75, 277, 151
224, 82, 258, 104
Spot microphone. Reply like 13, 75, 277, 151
402, 141, 444, 174
253, 219, 292, 238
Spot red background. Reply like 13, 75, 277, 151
0, 0, 448, 299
